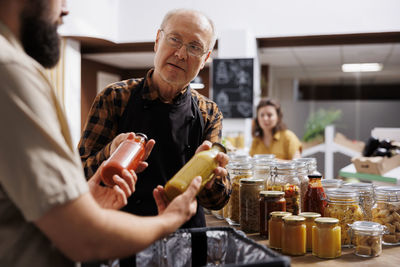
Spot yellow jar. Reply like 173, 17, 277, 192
268, 211, 292, 249
165, 143, 226, 200
282, 215, 306, 256
299, 212, 321, 252
312, 217, 341, 259
324, 188, 363, 247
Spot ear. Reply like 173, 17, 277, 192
200, 51, 211, 69
154, 29, 162, 52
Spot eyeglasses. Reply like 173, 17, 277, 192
160, 29, 209, 58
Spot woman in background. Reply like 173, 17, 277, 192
250, 98, 302, 159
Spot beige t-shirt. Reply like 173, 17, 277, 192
0, 22, 88, 267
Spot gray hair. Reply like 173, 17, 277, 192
160, 8, 217, 51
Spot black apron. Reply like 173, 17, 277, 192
117, 79, 205, 228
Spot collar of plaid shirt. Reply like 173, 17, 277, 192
143, 68, 189, 103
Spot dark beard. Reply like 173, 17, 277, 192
20, 10, 60, 68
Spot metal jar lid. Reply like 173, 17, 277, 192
259, 190, 285, 197
315, 217, 339, 225
299, 212, 322, 218
283, 215, 306, 222
270, 211, 292, 218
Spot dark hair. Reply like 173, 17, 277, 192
252, 98, 287, 138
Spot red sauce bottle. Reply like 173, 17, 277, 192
101, 133, 147, 186
303, 174, 327, 215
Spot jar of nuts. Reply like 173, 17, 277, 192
372, 186, 400, 245
349, 221, 386, 257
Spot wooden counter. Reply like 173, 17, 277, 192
205, 214, 400, 267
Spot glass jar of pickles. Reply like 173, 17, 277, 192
239, 178, 264, 233
268, 211, 292, 250
371, 186, 400, 245
312, 217, 341, 259
282, 215, 306, 256
299, 212, 321, 252
343, 183, 374, 221
259, 191, 286, 237
224, 161, 252, 226
324, 188, 364, 247
268, 162, 301, 215
349, 221, 386, 257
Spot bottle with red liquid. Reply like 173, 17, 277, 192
101, 133, 147, 186
303, 174, 326, 215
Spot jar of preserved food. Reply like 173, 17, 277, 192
282, 216, 306, 256
101, 133, 147, 186
224, 161, 253, 225
324, 188, 364, 247
343, 183, 374, 221
259, 191, 286, 237
293, 160, 309, 212
372, 186, 400, 245
165, 143, 226, 201
240, 178, 264, 233
349, 221, 386, 257
303, 174, 327, 215
299, 212, 321, 251
268, 211, 292, 249
268, 162, 301, 215
312, 217, 341, 259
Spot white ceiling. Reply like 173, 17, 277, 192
83, 43, 400, 85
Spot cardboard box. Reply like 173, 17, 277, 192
334, 132, 365, 153
352, 154, 400, 175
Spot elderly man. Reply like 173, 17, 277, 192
79, 8, 231, 231
0, 1, 202, 266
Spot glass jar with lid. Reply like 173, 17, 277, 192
259, 191, 286, 237
312, 217, 341, 259
299, 212, 321, 252
224, 161, 253, 226
253, 157, 275, 188
321, 179, 343, 191
303, 174, 327, 216
268, 211, 292, 249
293, 160, 309, 212
349, 221, 386, 257
324, 188, 364, 247
268, 162, 301, 215
371, 186, 400, 245
282, 215, 306, 256
343, 183, 375, 221
239, 178, 264, 233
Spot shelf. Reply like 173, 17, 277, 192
339, 163, 400, 185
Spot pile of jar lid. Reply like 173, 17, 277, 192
210, 152, 400, 258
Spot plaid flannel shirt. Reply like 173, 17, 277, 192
78, 69, 231, 210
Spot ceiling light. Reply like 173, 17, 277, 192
341, 63, 383, 72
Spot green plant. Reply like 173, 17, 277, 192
302, 109, 342, 142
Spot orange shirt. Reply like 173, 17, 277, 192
249, 130, 302, 160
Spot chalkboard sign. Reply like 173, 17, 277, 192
212, 58, 254, 118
